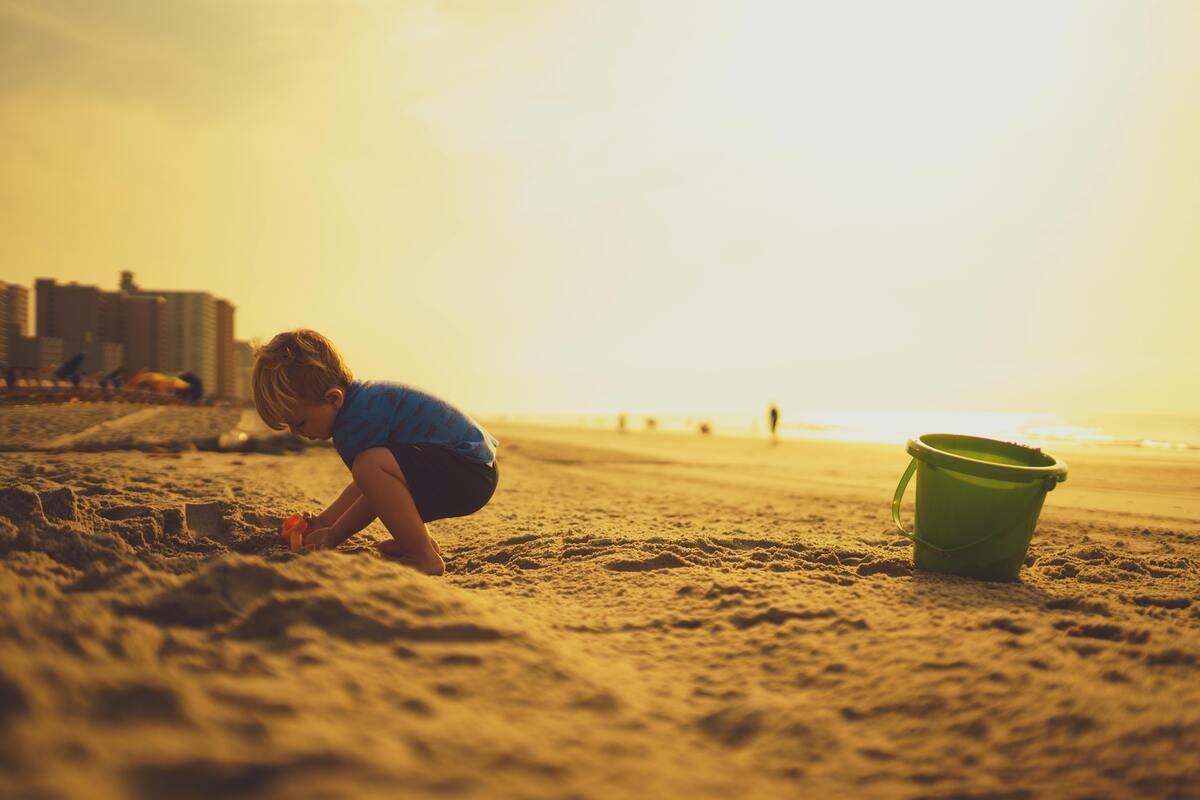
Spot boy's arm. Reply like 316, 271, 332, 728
326, 495, 377, 546
313, 481, 362, 528
304, 482, 379, 551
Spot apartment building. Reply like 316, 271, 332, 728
216, 299, 236, 399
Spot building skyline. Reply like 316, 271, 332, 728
5, 273, 251, 400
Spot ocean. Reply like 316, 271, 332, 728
487, 411, 1200, 451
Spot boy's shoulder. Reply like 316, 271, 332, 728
341, 380, 435, 416
335, 381, 402, 439
347, 379, 422, 402
344, 380, 393, 409
350, 378, 415, 393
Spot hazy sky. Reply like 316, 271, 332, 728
2, 0, 1197, 416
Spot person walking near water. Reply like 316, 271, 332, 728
767, 402, 780, 444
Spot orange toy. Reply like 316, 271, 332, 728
280, 514, 308, 551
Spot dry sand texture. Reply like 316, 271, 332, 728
1, 405, 1199, 799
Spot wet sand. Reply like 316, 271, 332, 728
1, 405, 1198, 798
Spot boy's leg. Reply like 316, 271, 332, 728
350, 447, 445, 575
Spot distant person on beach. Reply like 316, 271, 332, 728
252, 329, 498, 576
768, 402, 780, 444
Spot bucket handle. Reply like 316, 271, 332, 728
891, 457, 1036, 555
891, 458, 922, 542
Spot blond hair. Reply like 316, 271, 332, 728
252, 329, 353, 430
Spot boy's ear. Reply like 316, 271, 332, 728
326, 388, 344, 409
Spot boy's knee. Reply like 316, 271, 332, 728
351, 447, 406, 484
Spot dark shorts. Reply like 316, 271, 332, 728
385, 444, 498, 523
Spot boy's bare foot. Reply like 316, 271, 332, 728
374, 539, 445, 576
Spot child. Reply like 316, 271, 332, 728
252, 329, 498, 575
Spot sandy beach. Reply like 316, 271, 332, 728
1, 404, 1198, 799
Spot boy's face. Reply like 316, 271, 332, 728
284, 388, 344, 440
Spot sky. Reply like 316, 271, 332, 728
1, 0, 1197, 418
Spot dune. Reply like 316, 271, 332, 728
1, 406, 1198, 798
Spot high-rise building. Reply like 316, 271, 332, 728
123, 274, 218, 394
6, 283, 30, 340
36, 279, 106, 344
33, 279, 133, 374
234, 340, 255, 401
0, 281, 9, 366
1, 283, 32, 368
216, 299, 235, 399
162, 291, 217, 392
118, 294, 167, 374
98, 289, 121, 344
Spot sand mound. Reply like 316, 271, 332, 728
0, 544, 675, 799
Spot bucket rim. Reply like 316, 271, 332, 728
907, 433, 1068, 484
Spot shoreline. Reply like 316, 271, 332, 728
482, 411, 1200, 452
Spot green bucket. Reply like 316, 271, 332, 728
892, 433, 1067, 581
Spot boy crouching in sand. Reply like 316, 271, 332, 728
252, 329, 499, 575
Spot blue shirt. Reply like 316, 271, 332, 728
332, 380, 498, 469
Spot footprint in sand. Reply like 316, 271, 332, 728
184, 501, 233, 542
90, 681, 187, 724
605, 553, 688, 572
1066, 623, 1150, 644
1130, 595, 1191, 610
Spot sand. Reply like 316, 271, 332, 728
1, 405, 1198, 799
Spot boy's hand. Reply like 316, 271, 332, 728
303, 526, 340, 552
